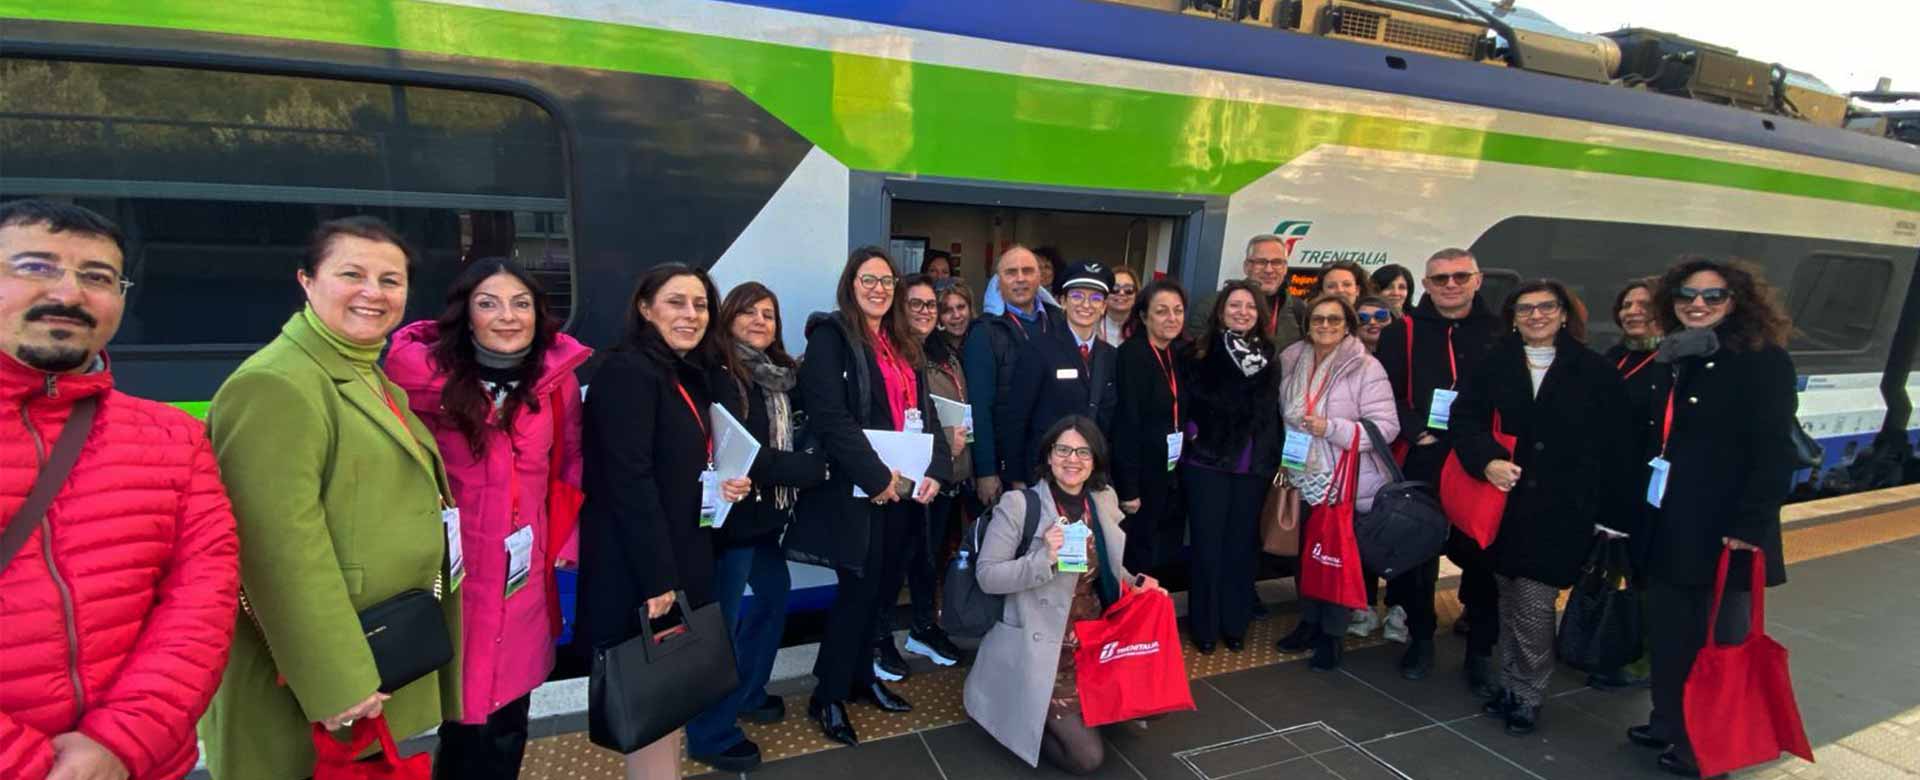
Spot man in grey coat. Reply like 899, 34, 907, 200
1187, 233, 1307, 348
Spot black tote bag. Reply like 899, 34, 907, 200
1556, 537, 1645, 673
588, 593, 738, 752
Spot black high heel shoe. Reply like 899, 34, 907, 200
808, 697, 858, 746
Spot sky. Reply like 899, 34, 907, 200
1518, 0, 1919, 107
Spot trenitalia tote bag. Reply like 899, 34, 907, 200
588, 593, 738, 752
1072, 587, 1194, 727
311, 716, 430, 780
545, 387, 584, 637
1296, 431, 1368, 610
1437, 411, 1513, 548
1683, 550, 1813, 777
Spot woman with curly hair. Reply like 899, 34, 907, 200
1628, 258, 1798, 778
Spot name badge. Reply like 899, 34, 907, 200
963, 406, 976, 443
904, 408, 924, 434
1646, 457, 1671, 508
441, 506, 466, 590
1165, 432, 1183, 472
1281, 428, 1313, 470
1428, 389, 1458, 431
504, 525, 534, 598
699, 468, 723, 528
1055, 368, 1081, 380
1058, 520, 1093, 573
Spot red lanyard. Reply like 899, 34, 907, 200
1618, 352, 1657, 380
937, 361, 967, 402
1005, 306, 1046, 338
1658, 386, 1676, 456
1151, 342, 1180, 429
674, 382, 713, 463
1400, 323, 1458, 408
1303, 357, 1333, 414
1443, 325, 1459, 388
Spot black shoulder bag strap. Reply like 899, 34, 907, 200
1012, 486, 1044, 559
1358, 417, 1412, 485
1, 396, 99, 570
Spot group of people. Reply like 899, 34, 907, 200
0, 197, 1796, 780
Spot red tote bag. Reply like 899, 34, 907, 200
1438, 411, 1513, 549
1684, 549, 1814, 777
1297, 431, 1368, 610
312, 716, 431, 780
544, 386, 584, 637
1073, 587, 1195, 727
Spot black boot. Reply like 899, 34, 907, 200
1309, 633, 1343, 672
1276, 621, 1315, 654
1464, 652, 1498, 699
1399, 638, 1435, 680
1505, 702, 1539, 736
1482, 689, 1516, 719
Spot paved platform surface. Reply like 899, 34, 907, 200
518, 505, 1920, 779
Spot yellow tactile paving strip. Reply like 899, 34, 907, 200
519, 504, 1920, 779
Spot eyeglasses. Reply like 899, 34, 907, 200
904, 298, 937, 313
856, 274, 898, 290
1513, 300, 1562, 317
1425, 271, 1479, 288
1308, 314, 1346, 326
1111, 285, 1137, 296
4, 258, 133, 295
1674, 286, 1731, 305
1051, 444, 1094, 461
1245, 259, 1285, 270
1356, 310, 1393, 324
1066, 289, 1106, 305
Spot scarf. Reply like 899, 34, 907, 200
1222, 330, 1269, 377
1279, 338, 1360, 505
1622, 334, 1662, 353
1656, 327, 1720, 364
473, 338, 529, 409
734, 342, 798, 509
297, 305, 424, 461
871, 327, 918, 431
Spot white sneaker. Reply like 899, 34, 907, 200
1347, 608, 1380, 638
1383, 605, 1410, 644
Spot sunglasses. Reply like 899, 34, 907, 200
1674, 286, 1731, 305
1425, 271, 1479, 288
1308, 314, 1346, 326
1356, 310, 1393, 324
1111, 285, 1137, 295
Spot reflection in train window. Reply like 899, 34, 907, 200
1787, 254, 1891, 353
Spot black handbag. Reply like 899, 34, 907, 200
588, 593, 738, 752
359, 589, 454, 693
1354, 419, 1448, 578
1789, 423, 1822, 468
1556, 537, 1645, 673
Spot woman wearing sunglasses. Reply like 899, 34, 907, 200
1631, 259, 1797, 778
1352, 295, 1394, 354
1450, 280, 1632, 737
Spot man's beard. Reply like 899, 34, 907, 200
18, 342, 92, 373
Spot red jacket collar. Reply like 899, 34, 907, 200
0, 350, 114, 407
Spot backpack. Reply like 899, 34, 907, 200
942, 487, 1045, 639
1354, 419, 1449, 578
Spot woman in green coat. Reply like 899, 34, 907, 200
200, 216, 462, 779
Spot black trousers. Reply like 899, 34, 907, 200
1646, 576, 1752, 752
875, 494, 962, 638
1122, 469, 1183, 576
816, 504, 912, 701
432, 694, 531, 780
1183, 466, 1265, 644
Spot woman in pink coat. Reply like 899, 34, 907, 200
1270, 294, 1399, 671
386, 259, 590, 780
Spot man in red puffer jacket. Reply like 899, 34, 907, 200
0, 200, 240, 780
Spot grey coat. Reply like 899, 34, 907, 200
963, 486, 1134, 766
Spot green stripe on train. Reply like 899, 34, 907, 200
10, 0, 1920, 211
169, 401, 210, 419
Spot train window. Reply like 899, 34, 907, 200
0, 58, 572, 347
1786, 254, 1890, 353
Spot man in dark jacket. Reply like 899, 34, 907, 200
1001, 261, 1121, 486
1187, 233, 1306, 348
1375, 248, 1503, 688
964, 245, 1068, 505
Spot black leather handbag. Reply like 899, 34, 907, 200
1556, 537, 1645, 672
1354, 419, 1448, 578
359, 588, 454, 693
589, 594, 738, 752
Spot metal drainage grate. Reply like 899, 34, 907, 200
1173, 722, 1413, 780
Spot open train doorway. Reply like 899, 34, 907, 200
889, 200, 1184, 301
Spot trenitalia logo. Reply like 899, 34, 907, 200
1273, 220, 1313, 255
1098, 640, 1162, 663
1272, 219, 1392, 266
1309, 542, 1344, 568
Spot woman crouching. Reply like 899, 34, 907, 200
963, 415, 1164, 774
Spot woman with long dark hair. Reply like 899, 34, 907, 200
1112, 278, 1189, 575
682, 282, 831, 772
575, 264, 752, 779
1179, 279, 1280, 654
1369, 263, 1415, 318
386, 259, 590, 780
789, 248, 951, 747
1630, 259, 1797, 778
1452, 280, 1631, 736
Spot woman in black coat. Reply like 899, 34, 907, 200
1451, 280, 1631, 737
577, 264, 752, 777
1112, 278, 1189, 575
1629, 258, 1798, 778
1592, 278, 1669, 690
789, 247, 952, 748
1177, 280, 1281, 655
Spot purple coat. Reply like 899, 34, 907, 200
1279, 337, 1399, 512
386, 322, 590, 723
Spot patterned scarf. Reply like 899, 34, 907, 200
735, 342, 798, 509
1222, 330, 1270, 377
1279, 337, 1361, 505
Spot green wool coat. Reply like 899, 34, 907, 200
199, 313, 462, 779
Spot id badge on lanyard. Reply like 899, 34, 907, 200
504, 525, 534, 597
1427, 389, 1458, 431
1165, 432, 1183, 472
699, 468, 723, 528
1281, 428, 1313, 470
441, 505, 466, 590
1646, 457, 1670, 508
904, 407, 924, 434
1058, 520, 1092, 573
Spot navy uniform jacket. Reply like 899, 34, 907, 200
999, 325, 1119, 482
